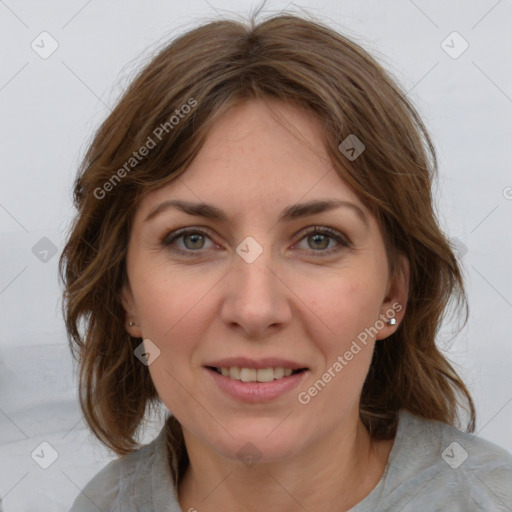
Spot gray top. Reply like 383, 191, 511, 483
69, 409, 512, 511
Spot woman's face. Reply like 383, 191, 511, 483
122, 98, 408, 463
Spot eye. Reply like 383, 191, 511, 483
162, 228, 216, 255
161, 225, 350, 257
293, 226, 350, 257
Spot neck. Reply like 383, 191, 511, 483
177, 416, 393, 512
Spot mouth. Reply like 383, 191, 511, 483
204, 363, 310, 403
205, 366, 308, 383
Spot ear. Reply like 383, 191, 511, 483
375, 253, 409, 340
120, 281, 143, 338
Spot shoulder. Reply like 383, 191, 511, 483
68, 426, 175, 512
400, 409, 512, 472
382, 410, 512, 511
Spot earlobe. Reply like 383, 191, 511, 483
120, 283, 142, 338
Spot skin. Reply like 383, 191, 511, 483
122, 98, 409, 512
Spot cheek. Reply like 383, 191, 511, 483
306, 272, 384, 351
132, 262, 215, 341
130, 265, 216, 400
297, 278, 379, 414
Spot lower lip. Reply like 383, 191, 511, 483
204, 368, 309, 404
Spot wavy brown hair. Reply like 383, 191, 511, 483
59, 9, 475, 490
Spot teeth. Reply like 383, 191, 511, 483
240, 368, 257, 382
216, 367, 301, 382
274, 367, 284, 379
256, 368, 274, 382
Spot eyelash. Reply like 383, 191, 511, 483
161, 226, 350, 258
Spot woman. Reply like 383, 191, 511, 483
60, 10, 512, 512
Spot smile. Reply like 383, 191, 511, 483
204, 365, 310, 403
208, 366, 306, 382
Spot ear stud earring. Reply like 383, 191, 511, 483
129, 321, 135, 326
387, 317, 397, 326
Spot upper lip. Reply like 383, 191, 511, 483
204, 357, 309, 370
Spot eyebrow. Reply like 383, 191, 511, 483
144, 198, 368, 227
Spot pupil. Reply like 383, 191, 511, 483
185, 234, 203, 249
311, 234, 328, 249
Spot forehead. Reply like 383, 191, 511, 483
137, 98, 366, 220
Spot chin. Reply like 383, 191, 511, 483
197, 419, 306, 464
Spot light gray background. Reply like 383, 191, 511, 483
0, 0, 511, 510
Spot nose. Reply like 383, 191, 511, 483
219, 240, 292, 339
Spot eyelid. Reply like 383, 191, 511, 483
298, 225, 350, 245
161, 225, 218, 246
